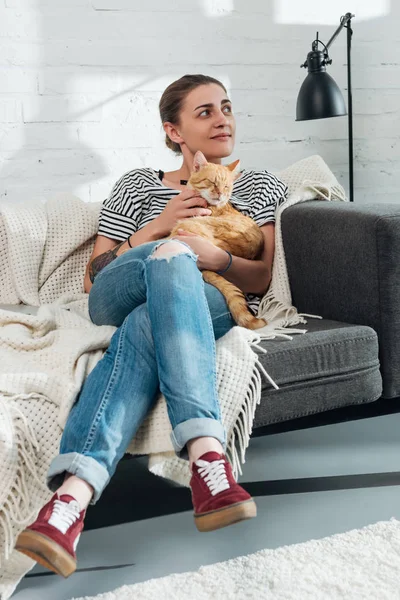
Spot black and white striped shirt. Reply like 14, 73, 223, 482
98, 167, 288, 315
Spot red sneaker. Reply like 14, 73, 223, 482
15, 493, 86, 578
190, 451, 257, 532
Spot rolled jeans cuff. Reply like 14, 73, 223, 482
46, 452, 110, 505
170, 418, 227, 460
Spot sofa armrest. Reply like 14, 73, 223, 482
282, 200, 400, 400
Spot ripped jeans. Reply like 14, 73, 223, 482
46, 238, 236, 504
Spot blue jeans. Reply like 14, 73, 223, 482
46, 239, 235, 504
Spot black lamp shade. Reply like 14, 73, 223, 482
296, 72, 347, 121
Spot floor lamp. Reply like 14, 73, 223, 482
296, 12, 355, 202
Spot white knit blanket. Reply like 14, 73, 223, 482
0, 155, 346, 599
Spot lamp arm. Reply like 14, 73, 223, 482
324, 12, 354, 51
302, 13, 355, 68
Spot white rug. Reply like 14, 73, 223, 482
69, 518, 400, 600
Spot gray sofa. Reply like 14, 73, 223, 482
252, 199, 400, 435
1, 200, 398, 438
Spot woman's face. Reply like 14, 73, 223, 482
173, 83, 236, 161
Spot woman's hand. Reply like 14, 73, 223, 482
171, 229, 228, 271
155, 188, 212, 237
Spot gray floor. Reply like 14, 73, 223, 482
12, 411, 400, 600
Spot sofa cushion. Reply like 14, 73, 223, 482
253, 318, 382, 428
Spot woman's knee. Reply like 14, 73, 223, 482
149, 239, 197, 261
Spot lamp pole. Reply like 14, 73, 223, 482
346, 15, 354, 203
324, 13, 354, 202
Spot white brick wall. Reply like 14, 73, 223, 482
0, 0, 399, 204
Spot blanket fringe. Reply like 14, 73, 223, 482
0, 402, 47, 566
301, 180, 347, 202
225, 334, 277, 481
257, 288, 302, 324
257, 289, 322, 328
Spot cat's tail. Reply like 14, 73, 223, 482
202, 271, 267, 331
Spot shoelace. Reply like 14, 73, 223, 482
48, 499, 81, 534
195, 459, 231, 496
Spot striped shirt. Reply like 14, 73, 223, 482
98, 167, 288, 315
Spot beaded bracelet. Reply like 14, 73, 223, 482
216, 251, 233, 275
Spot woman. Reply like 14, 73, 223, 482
15, 74, 287, 578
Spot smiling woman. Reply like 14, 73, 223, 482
14, 73, 287, 578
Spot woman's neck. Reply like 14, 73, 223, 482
165, 154, 222, 185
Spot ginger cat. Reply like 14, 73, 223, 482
169, 150, 268, 330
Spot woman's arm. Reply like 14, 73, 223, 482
219, 223, 274, 296
85, 219, 163, 293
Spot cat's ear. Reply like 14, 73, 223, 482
193, 151, 208, 172
226, 159, 241, 180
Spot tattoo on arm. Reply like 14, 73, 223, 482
89, 241, 126, 283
